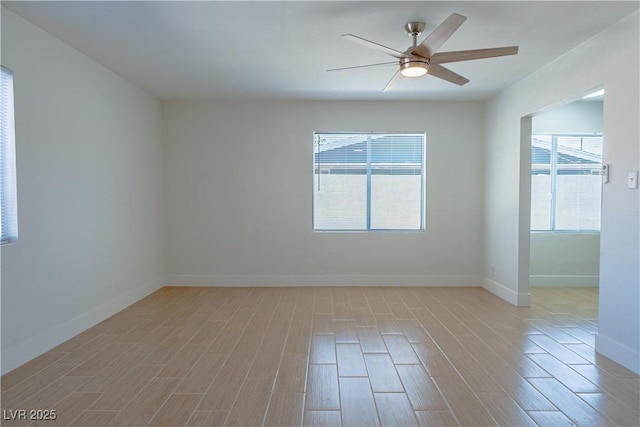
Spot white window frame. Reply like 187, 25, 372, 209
1, 66, 18, 244
531, 133, 603, 232
313, 131, 426, 232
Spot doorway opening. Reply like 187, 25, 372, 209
528, 89, 604, 318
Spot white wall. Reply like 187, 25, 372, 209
484, 11, 639, 373
532, 100, 603, 134
529, 233, 600, 287
0, 9, 165, 374
530, 100, 603, 287
163, 100, 484, 287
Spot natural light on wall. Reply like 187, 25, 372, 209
313, 132, 425, 231
1, 66, 18, 244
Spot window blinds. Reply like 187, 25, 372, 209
1, 66, 18, 244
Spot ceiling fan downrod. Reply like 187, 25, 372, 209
404, 22, 425, 48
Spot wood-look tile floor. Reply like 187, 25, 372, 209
2, 286, 639, 426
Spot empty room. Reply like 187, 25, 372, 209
1, 1, 639, 426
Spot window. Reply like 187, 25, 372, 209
313, 132, 425, 231
530, 134, 603, 231
1, 66, 18, 244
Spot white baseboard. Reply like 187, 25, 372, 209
595, 333, 640, 375
1, 276, 163, 375
530, 275, 599, 287
164, 274, 482, 287
483, 277, 531, 307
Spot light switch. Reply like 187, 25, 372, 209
628, 171, 638, 189
602, 164, 609, 183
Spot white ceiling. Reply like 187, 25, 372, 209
3, 1, 638, 101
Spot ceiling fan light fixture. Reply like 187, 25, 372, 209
400, 57, 428, 77
401, 64, 428, 77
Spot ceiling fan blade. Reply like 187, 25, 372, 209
327, 61, 398, 72
431, 46, 519, 64
412, 13, 467, 58
342, 34, 405, 59
427, 64, 469, 86
383, 70, 404, 92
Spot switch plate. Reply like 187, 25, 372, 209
602, 164, 609, 183
628, 171, 638, 189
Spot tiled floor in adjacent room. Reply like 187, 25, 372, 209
1, 286, 638, 426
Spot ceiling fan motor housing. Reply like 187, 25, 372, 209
400, 55, 429, 77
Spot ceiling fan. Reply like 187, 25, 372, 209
328, 13, 518, 91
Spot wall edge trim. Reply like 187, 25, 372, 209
595, 333, 640, 375
482, 277, 531, 307
530, 275, 599, 287
164, 274, 482, 287
1, 276, 164, 375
